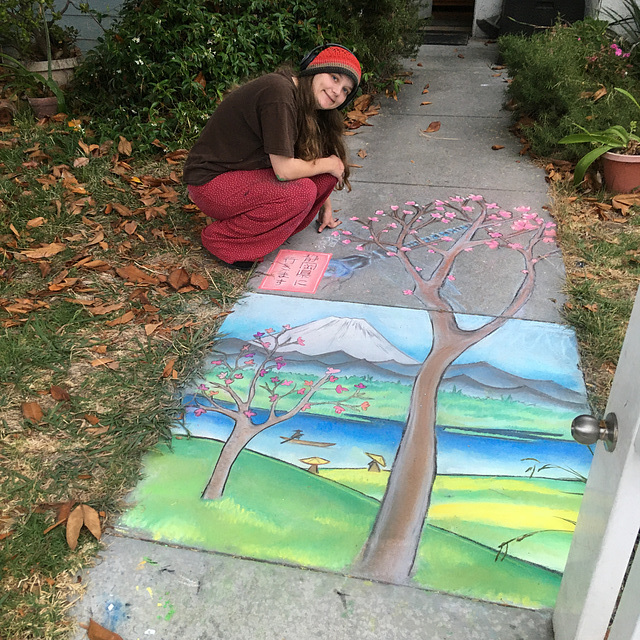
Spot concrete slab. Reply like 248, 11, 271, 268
249, 186, 567, 324
71, 535, 554, 640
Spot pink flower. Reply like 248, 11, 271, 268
336, 384, 348, 393
468, 194, 483, 201
329, 375, 338, 382
514, 206, 530, 213
281, 380, 293, 386
499, 210, 512, 218
282, 324, 291, 329
435, 206, 444, 211
402, 210, 413, 215
198, 384, 208, 390
464, 247, 473, 252
342, 230, 352, 235
244, 360, 255, 366
489, 232, 502, 238
297, 388, 306, 394
326, 368, 341, 374
297, 337, 305, 345
486, 203, 499, 209
350, 216, 359, 221
431, 212, 442, 219
400, 247, 411, 252
334, 405, 345, 414
445, 212, 456, 218
271, 376, 280, 383
485, 240, 499, 249
301, 403, 311, 411
369, 216, 379, 221
386, 251, 396, 256
234, 373, 243, 379
462, 205, 473, 212
244, 410, 256, 418
269, 394, 279, 402
409, 230, 417, 234
194, 408, 205, 417
331, 230, 340, 237
405, 201, 416, 205
543, 237, 555, 243
342, 239, 351, 244
259, 369, 266, 377
266, 328, 274, 333
389, 223, 398, 228
390, 205, 399, 211
403, 290, 413, 295
375, 210, 384, 215
356, 245, 364, 251
217, 372, 227, 379
254, 331, 264, 338
276, 361, 285, 370
210, 360, 222, 365
544, 228, 556, 237
447, 275, 455, 281
449, 196, 464, 202
361, 401, 370, 411
225, 379, 233, 385
304, 380, 313, 386
355, 383, 366, 389
415, 266, 423, 271
508, 243, 523, 250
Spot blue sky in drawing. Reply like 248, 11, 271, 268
215, 292, 587, 393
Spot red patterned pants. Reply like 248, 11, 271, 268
187, 168, 337, 263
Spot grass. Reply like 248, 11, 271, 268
122, 436, 563, 608
0, 111, 248, 638
547, 180, 640, 411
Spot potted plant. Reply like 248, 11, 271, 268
559, 87, 640, 192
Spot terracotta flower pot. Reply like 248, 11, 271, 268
27, 96, 59, 118
602, 151, 640, 193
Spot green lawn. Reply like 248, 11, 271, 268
121, 437, 565, 607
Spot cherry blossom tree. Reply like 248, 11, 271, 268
190, 325, 370, 500
338, 195, 557, 583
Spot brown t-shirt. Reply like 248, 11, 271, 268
182, 72, 298, 185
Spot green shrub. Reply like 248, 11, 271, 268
499, 18, 640, 159
70, 0, 420, 151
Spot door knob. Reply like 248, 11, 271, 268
571, 413, 618, 452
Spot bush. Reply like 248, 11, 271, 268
499, 18, 640, 159
70, 0, 421, 151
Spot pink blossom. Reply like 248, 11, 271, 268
356, 245, 364, 251
485, 240, 499, 249
276, 361, 286, 370
198, 384, 208, 390
217, 372, 227, 379
244, 410, 256, 418
435, 206, 445, 211
402, 210, 413, 215
389, 223, 398, 228
342, 239, 351, 244
489, 232, 502, 238
297, 388, 306, 394
468, 194, 483, 201
281, 380, 293, 386
271, 376, 280, 383
386, 251, 396, 256
336, 384, 348, 393
409, 230, 417, 234
499, 210, 512, 218
431, 212, 442, 218
331, 230, 340, 237
254, 331, 264, 338
522, 269, 529, 274
403, 290, 413, 295
400, 247, 411, 252
269, 394, 279, 403
514, 206, 531, 213
375, 210, 384, 215
381, 229, 389, 233
390, 205, 399, 211
355, 383, 366, 389
405, 201, 416, 205
435, 199, 445, 205
194, 408, 206, 417
304, 380, 313, 386
297, 337, 305, 346
544, 228, 556, 237
369, 216, 379, 221
464, 247, 473, 252
449, 196, 465, 202
350, 216, 359, 221
234, 373, 243, 379
508, 242, 523, 249
282, 324, 290, 329
326, 368, 341, 374
486, 203, 499, 209
259, 369, 266, 377
342, 230, 352, 235
244, 360, 255, 366
462, 205, 473, 212
428, 249, 435, 254
210, 360, 222, 365
361, 401, 370, 411
329, 375, 338, 382
545, 221, 556, 228
275, 356, 284, 361
487, 214, 499, 221
225, 379, 233, 385
334, 405, 345, 414
445, 212, 456, 218
442, 237, 453, 242
415, 266, 423, 271
447, 275, 456, 281
301, 403, 311, 411
266, 328, 275, 333
542, 237, 555, 243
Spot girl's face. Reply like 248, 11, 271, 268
311, 73, 355, 110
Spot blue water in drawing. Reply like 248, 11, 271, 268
178, 400, 592, 479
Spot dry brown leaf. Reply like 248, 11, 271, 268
612, 193, 640, 214
190, 273, 209, 290
425, 121, 441, 133
22, 402, 44, 422
117, 136, 132, 156
123, 221, 138, 235
90, 357, 119, 369
50, 385, 71, 401
168, 268, 190, 291
116, 264, 159, 284
357, 149, 367, 159
105, 310, 135, 327
162, 358, 176, 378
73, 157, 90, 168
90, 303, 124, 316
420, 101, 432, 106
84, 413, 101, 425
145, 322, 162, 336
21, 242, 66, 259
593, 85, 607, 101
86, 425, 110, 436
81, 505, 102, 541
492, 145, 505, 150
26, 216, 46, 229
86, 618, 123, 640
66, 505, 84, 550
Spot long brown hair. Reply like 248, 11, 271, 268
284, 68, 352, 191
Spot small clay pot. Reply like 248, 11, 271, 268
602, 151, 640, 193
27, 96, 59, 118
0, 99, 17, 125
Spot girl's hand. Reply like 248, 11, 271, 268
326, 155, 345, 182
317, 198, 341, 232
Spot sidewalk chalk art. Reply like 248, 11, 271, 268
259, 250, 332, 294
121, 196, 592, 608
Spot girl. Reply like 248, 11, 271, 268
182, 44, 361, 269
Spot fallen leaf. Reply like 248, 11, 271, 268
84, 413, 101, 424
117, 136, 132, 156
50, 385, 71, 401
21, 402, 43, 422
612, 193, 640, 215
168, 268, 190, 290
190, 273, 209, 290
115, 264, 159, 285
90, 303, 124, 316
81, 505, 101, 540
593, 85, 607, 101
21, 242, 66, 259
73, 157, 90, 168
162, 358, 176, 378
492, 145, 505, 150
145, 322, 162, 336
105, 310, 135, 327
420, 101, 432, 106
86, 618, 123, 640
357, 149, 367, 159
66, 505, 84, 550
26, 217, 46, 229
425, 121, 441, 133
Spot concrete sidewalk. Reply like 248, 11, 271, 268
70, 41, 587, 640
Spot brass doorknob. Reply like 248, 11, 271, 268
571, 413, 618, 452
